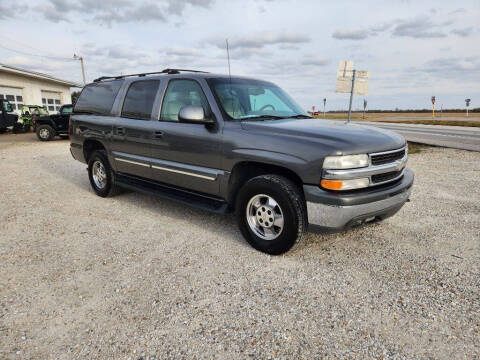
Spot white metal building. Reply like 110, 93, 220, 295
0, 63, 82, 114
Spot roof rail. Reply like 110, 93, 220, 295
93, 68, 209, 82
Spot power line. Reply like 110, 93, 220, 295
0, 44, 74, 61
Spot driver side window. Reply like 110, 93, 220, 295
160, 80, 210, 122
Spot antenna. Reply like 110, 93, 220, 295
226, 39, 232, 79
226, 39, 234, 117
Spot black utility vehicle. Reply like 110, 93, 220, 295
35, 104, 73, 141
70, 69, 414, 254
0, 99, 18, 132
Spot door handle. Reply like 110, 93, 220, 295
116, 127, 126, 135
153, 131, 164, 139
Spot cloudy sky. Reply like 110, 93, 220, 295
0, 0, 479, 110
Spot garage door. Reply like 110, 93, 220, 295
41, 91, 62, 113
0, 86, 24, 113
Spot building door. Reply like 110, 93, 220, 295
0, 87, 24, 114
41, 91, 62, 113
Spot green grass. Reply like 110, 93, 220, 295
375, 120, 480, 127
407, 142, 427, 154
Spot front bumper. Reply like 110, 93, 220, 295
304, 168, 414, 232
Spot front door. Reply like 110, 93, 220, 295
150, 79, 223, 196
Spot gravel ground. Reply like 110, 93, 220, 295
0, 133, 479, 359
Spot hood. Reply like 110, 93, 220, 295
240, 118, 405, 154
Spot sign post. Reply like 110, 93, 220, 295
431, 96, 436, 118
363, 99, 367, 119
465, 98, 471, 117
323, 98, 326, 119
335, 61, 369, 123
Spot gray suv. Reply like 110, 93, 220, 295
70, 69, 413, 254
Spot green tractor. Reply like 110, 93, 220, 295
13, 105, 49, 133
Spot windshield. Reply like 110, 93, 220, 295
208, 78, 307, 120
61, 106, 73, 114
30, 107, 48, 115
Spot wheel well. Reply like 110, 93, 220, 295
83, 140, 106, 162
227, 161, 304, 206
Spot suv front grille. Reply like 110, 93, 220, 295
370, 149, 405, 165
371, 170, 402, 184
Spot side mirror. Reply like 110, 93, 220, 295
178, 105, 214, 124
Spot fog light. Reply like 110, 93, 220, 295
321, 178, 370, 191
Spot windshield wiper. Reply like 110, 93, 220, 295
239, 115, 286, 121
289, 114, 312, 119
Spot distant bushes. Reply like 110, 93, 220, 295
327, 108, 479, 113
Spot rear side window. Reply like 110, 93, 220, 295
121, 80, 160, 120
74, 80, 123, 115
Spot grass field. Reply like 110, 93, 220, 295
312, 112, 480, 126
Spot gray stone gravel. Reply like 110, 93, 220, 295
0, 134, 479, 359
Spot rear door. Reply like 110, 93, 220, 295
110, 80, 161, 179
149, 79, 224, 196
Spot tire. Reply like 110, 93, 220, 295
36, 125, 55, 141
12, 123, 24, 134
87, 150, 120, 197
235, 175, 306, 255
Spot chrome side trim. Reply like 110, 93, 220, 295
151, 165, 216, 181
323, 155, 407, 180
115, 157, 150, 167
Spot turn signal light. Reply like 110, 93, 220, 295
321, 178, 370, 191
321, 179, 343, 190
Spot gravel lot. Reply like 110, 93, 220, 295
1, 133, 479, 359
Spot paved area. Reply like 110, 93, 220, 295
0, 135, 479, 359
342, 121, 480, 152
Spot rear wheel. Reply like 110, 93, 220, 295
88, 150, 120, 197
36, 125, 55, 141
235, 175, 306, 255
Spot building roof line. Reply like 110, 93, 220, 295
0, 63, 83, 88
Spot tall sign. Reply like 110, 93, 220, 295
363, 99, 368, 119
323, 98, 326, 119
336, 61, 370, 122
465, 98, 471, 117
431, 96, 436, 118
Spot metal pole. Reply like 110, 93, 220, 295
467, 107, 469, 117
347, 69, 356, 123
80, 57, 86, 86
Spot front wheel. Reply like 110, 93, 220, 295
36, 125, 55, 141
235, 175, 306, 255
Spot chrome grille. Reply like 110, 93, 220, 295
371, 149, 405, 166
371, 170, 403, 184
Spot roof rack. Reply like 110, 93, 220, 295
93, 68, 209, 82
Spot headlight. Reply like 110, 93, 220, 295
321, 178, 370, 191
323, 154, 369, 169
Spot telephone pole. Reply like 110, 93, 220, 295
73, 54, 86, 86
347, 69, 356, 123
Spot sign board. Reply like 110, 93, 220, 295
335, 61, 369, 95
431, 96, 435, 105
465, 98, 471, 107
